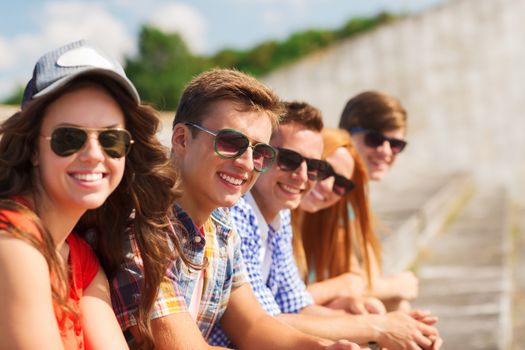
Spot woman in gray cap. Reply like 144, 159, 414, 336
0, 40, 181, 349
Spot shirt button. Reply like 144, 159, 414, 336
194, 236, 202, 243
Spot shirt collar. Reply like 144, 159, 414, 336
173, 203, 206, 248
245, 192, 282, 235
211, 207, 233, 242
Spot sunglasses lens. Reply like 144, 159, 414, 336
98, 130, 133, 158
364, 131, 406, 154
305, 159, 324, 181
253, 144, 276, 172
364, 131, 385, 148
277, 149, 303, 172
333, 175, 355, 196
215, 130, 249, 158
389, 139, 407, 154
315, 161, 333, 181
51, 127, 87, 156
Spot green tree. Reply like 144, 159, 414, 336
125, 26, 211, 110
2, 86, 24, 106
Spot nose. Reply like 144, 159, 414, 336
377, 140, 393, 156
319, 176, 335, 193
233, 146, 255, 172
291, 160, 309, 184
78, 133, 105, 162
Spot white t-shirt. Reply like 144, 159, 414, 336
245, 192, 282, 282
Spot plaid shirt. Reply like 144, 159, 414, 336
209, 194, 313, 347
110, 204, 247, 343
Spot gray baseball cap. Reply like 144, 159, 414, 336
22, 39, 140, 109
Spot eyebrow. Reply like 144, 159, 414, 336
53, 122, 123, 128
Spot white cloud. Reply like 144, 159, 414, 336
0, 37, 16, 70
261, 10, 286, 29
233, 0, 308, 5
0, 1, 135, 101
40, 1, 134, 62
147, 3, 207, 54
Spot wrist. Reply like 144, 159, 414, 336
366, 314, 386, 342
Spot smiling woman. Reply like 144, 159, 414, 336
0, 40, 183, 349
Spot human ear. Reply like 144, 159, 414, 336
30, 147, 40, 167
171, 123, 189, 156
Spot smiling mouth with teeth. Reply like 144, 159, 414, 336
280, 183, 303, 194
72, 173, 104, 181
219, 172, 245, 186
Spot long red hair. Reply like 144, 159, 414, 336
292, 128, 381, 287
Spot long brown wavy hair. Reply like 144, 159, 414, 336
0, 74, 189, 349
292, 128, 381, 287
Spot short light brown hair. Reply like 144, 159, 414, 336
279, 101, 324, 132
173, 68, 282, 131
338, 90, 407, 133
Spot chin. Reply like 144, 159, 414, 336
221, 194, 243, 208
76, 194, 113, 210
302, 204, 319, 213
370, 171, 387, 181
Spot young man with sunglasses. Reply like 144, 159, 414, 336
338, 90, 421, 313
111, 69, 360, 350
339, 91, 408, 181
209, 101, 441, 350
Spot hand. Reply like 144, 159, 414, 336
410, 309, 439, 326
325, 296, 366, 315
364, 297, 386, 315
326, 296, 386, 315
429, 335, 443, 349
388, 271, 419, 300
324, 339, 362, 350
375, 311, 439, 350
339, 273, 367, 298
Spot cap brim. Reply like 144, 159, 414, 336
32, 67, 140, 103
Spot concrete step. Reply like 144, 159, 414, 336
371, 170, 474, 275
510, 206, 525, 349
413, 186, 512, 350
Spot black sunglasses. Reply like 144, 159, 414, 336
185, 122, 276, 172
276, 147, 332, 181
42, 126, 134, 158
324, 163, 355, 196
350, 128, 407, 154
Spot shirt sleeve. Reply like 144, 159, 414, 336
110, 234, 188, 330
270, 210, 314, 313
230, 199, 282, 316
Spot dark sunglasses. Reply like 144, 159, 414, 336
350, 128, 407, 154
42, 126, 134, 158
325, 164, 355, 196
185, 122, 276, 172
276, 147, 332, 181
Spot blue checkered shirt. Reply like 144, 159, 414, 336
208, 194, 313, 346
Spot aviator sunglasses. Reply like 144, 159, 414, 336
185, 122, 277, 172
42, 126, 134, 158
276, 147, 332, 181
350, 127, 407, 154
325, 164, 355, 196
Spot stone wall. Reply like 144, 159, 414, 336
261, 0, 525, 202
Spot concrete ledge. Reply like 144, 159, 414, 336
414, 186, 511, 349
381, 172, 474, 275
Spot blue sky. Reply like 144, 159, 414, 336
0, 0, 445, 100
